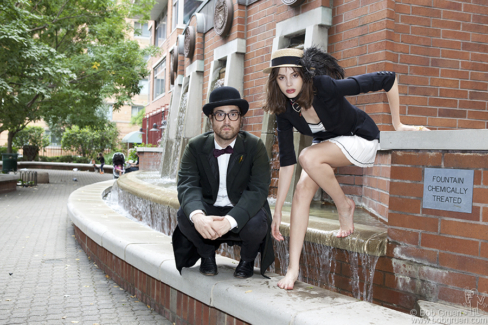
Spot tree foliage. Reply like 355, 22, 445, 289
0, 0, 157, 152
61, 123, 119, 157
12, 126, 50, 150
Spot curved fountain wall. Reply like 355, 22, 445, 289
115, 171, 388, 302
68, 179, 416, 325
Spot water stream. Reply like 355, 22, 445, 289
159, 90, 188, 179
104, 182, 379, 302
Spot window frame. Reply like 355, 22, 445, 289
131, 106, 145, 117
134, 22, 150, 38
172, 0, 179, 31
155, 11, 167, 47
153, 59, 166, 100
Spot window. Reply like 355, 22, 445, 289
170, 50, 175, 89
149, 25, 153, 45
153, 60, 166, 99
172, 0, 179, 30
107, 105, 113, 121
45, 130, 62, 147
139, 79, 149, 95
155, 12, 167, 47
131, 106, 144, 117
139, 79, 149, 101
184, 0, 202, 25
134, 22, 150, 38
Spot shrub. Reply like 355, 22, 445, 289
37, 155, 91, 163
61, 123, 119, 157
12, 126, 50, 150
0, 146, 20, 155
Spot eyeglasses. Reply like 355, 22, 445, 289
212, 111, 240, 121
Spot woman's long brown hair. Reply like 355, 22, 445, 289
262, 67, 314, 115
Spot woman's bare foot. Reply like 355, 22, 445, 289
277, 269, 299, 290
336, 197, 355, 238
395, 123, 430, 131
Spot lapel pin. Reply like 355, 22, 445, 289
239, 155, 244, 163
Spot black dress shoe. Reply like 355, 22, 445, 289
199, 256, 218, 276
234, 259, 254, 279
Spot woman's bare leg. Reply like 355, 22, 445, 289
277, 142, 355, 290
299, 142, 355, 238
277, 171, 319, 290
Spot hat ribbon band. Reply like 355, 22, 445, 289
271, 56, 301, 68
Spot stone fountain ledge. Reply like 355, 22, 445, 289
118, 171, 388, 257
67, 180, 421, 324
0, 160, 114, 171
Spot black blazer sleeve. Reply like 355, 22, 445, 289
314, 72, 396, 97
346, 71, 396, 93
177, 140, 207, 218
276, 112, 297, 167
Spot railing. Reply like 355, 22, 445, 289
18, 147, 112, 158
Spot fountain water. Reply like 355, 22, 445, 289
159, 86, 188, 179
106, 177, 381, 303
346, 251, 379, 302
106, 181, 178, 236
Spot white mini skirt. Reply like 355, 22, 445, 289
315, 135, 380, 168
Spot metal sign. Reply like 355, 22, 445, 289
423, 168, 474, 213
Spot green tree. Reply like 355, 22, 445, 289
61, 123, 119, 158
12, 126, 50, 150
0, 0, 157, 153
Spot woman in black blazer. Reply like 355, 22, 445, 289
263, 47, 428, 290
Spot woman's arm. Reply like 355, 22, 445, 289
271, 165, 294, 241
387, 77, 429, 131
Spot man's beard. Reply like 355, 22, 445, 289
214, 124, 239, 141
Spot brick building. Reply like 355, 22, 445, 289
141, 0, 488, 315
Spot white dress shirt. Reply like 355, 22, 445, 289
189, 139, 238, 230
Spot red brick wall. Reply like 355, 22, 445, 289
138, 151, 162, 172
290, 150, 488, 313
0, 179, 17, 194
74, 226, 251, 325
387, 150, 488, 312
329, 0, 488, 131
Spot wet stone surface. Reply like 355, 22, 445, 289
0, 170, 171, 325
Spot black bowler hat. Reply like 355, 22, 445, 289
202, 86, 249, 117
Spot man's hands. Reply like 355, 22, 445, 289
192, 213, 231, 239
212, 218, 232, 237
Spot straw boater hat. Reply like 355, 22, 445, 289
263, 48, 304, 74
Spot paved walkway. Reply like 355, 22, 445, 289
0, 170, 172, 325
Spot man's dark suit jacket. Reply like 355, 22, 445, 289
172, 130, 274, 277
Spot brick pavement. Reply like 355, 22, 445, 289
0, 170, 172, 325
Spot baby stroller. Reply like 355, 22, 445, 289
112, 152, 125, 179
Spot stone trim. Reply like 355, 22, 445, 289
136, 147, 164, 153
0, 161, 113, 172
380, 130, 488, 150
213, 38, 246, 61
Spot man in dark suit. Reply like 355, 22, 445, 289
172, 86, 274, 279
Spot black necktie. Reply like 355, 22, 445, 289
213, 146, 234, 158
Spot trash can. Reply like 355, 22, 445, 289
2, 153, 18, 173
